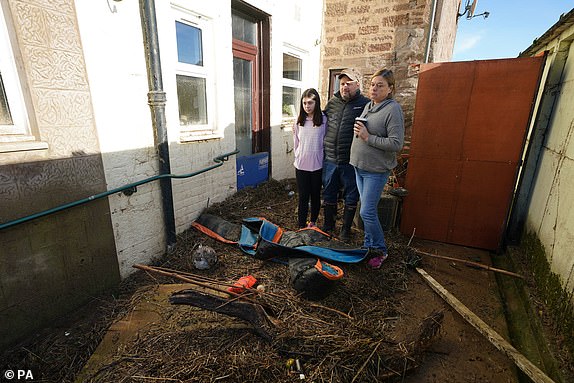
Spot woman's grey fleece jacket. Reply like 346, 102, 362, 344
350, 98, 404, 173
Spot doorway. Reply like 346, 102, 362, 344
231, 5, 270, 158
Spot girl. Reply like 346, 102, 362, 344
293, 88, 327, 228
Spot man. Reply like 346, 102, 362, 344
322, 68, 370, 240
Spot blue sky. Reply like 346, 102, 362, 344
453, 1, 574, 61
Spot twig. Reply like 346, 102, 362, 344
351, 340, 382, 383
410, 248, 524, 279
407, 228, 416, 247
133, 264, 233, 296
308, 302, 354, 320
21, 347, 46, 363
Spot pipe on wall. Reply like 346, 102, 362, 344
424, 0, 438, 63
0, 151, 238, 231
139, 0, 177, 249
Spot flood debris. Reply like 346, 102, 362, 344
124, 262, 445, 382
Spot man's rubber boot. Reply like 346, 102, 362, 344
339, 206, 356, 242
322, 204, 337, 234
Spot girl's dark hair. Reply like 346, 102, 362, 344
297, 88, 323, 127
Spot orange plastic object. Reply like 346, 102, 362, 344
228, 275, 257, 294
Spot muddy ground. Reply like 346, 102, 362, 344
0, 179, 572, 382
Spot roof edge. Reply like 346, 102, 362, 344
519, 8, 574, 57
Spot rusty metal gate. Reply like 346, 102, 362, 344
400, 57, 545, 250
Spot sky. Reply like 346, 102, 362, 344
452, 1, 574, 61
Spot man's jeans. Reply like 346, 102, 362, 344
322, 161, 359, 207
355, 167, 390, 252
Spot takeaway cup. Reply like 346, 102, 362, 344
355, 117, 367, 138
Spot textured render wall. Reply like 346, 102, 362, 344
0, 0, 119, 348
526, 31, 574, 295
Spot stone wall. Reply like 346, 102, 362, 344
320, 0, 459, 140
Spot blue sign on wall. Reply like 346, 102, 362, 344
236, 152, 269, 190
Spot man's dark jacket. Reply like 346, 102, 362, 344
323, 90, 370, 165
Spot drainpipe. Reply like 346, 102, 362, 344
139, 0, 177, 249
424, 0, 438, 63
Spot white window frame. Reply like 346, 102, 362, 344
281, 45, 306, 126
171, 5, 217, 142
0, 8, 45, 152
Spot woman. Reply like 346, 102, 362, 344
350, 69, 404, 268
293, 88, 327, 228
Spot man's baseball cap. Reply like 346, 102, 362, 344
338, 68, 361, 83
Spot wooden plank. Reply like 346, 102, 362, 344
416, 267, 556, 383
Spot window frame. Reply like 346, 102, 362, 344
172, 5, 217, 142
328, 69, 344, 99
0, 7, 45, 152
281, 46, 305, 125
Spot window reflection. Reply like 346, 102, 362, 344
0, 73, 13, 125
282, 86, 300, 118
283, 54, 301, 81
176, 21, 203, 66
176, 75, 207, 126
233, 57, 253, 156
232, 12, 256, 44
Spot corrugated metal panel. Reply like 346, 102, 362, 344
400, 57, 545, 250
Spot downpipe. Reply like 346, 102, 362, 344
140, 0, 176, 249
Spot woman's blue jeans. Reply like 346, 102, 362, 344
355, 167, 390, 253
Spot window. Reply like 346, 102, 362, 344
232, 12, 256, 45
282, 53, 302, 119
0, 9, 44, 152
176, 21, 203, 66
173, 8, 214, 141
328, 69, 344, 98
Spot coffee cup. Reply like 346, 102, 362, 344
355, 117, 367, 138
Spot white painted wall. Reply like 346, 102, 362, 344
269, 1, 323, 180
75, 0, 322, 278
525, 24, 574, 295
155, 0, 239, 236
75, 1, 165, 277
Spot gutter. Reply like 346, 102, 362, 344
520, 9, 574, 57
